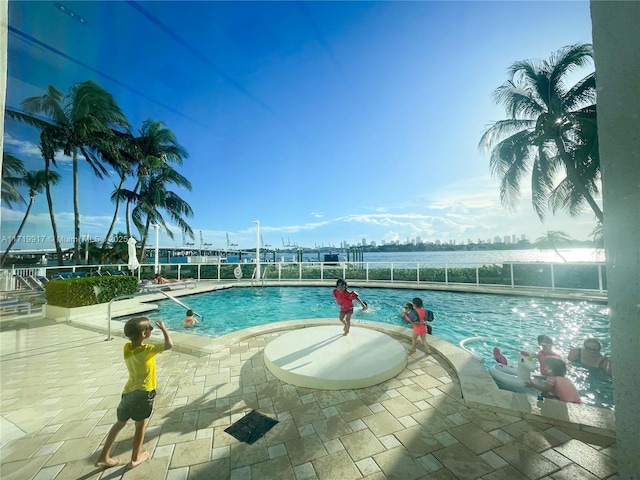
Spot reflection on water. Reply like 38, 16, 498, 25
144, 286, 612, 410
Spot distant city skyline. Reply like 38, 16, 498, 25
3, 2, 599, 253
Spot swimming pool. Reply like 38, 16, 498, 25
143, 286, 613, 409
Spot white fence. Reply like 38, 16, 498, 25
3, 261, 607, 294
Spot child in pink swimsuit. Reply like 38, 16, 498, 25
400, 298, 430, 354
332, 279, 367, 335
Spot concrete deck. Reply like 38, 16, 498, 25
0, 304, 618, 480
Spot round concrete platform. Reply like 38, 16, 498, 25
263, 325, 407, 390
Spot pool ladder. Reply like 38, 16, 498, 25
251, 266, 268, 287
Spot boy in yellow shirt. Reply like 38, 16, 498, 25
95, 317, 173, 469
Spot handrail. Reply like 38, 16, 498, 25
107, 291, 203, 341
159, 290, 203, 319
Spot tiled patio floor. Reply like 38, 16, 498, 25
1, 315, 618, 480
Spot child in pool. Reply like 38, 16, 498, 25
526, 357, 582, 404
332, 279, 367, 335
536, 334, 561, 376
183, 309, 198, 328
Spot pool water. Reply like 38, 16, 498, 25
143, 286, 613, 409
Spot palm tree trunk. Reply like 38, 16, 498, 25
125, 178, 141, 238
45, 158, 64, 266
73, 151, 81, 264
101, 175, 126, 256
138, 218, 151, 263
555, 138, 604, 222
1, 198, 35, 267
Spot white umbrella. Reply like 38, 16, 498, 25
127, 237, 140, 271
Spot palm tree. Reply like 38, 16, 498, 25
7, 81, 130, 264
131, 160, 195, 262
99, 134, 137, 261
1, 153, 27, 208
1, 169, 61, 267
103, 231, 134, 264
101, 120, 186, 255
590, 222, 604, 248
535, 230, 572, 262
479, 43, 603, 224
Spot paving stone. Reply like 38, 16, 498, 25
394, 424, 443, 456
553, 439, 618, 479
335, 399, 373, 422
340, 428, 385, 462
0, 455, 53, 480
361, 411, 404, 437
229, 438, 269, 469
380, 396, 420, 417
312, 450, 362, 480
493, 441, 560, 479
448, 422, 503, 454
187, 457, 229, 480
549, 463, 601, 480
170, 438, 212, 469
251, 455, 296, 480
121, 456, 170, 480
291, 403, 327, 427
312, 415, 352, 442
411, 408, 456, 434
481, 465, 530, 480
285, 433, 328, 466
373, 446, 428, 480
433, 442, 493, 479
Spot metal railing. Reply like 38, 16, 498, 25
3, 260, 607, 294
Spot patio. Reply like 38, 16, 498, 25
0, 310, 618, 480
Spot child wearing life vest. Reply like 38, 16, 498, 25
407, 297, 431, 354
332, 279, 367, 335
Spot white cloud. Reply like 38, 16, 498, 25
3, 132, 41, 158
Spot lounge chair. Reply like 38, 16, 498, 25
26, 276, 45, 291
140, 279, 197, 293
13, 274, 42, 291
0, 298, 32, 315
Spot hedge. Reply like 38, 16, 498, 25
45, 276, 140, 307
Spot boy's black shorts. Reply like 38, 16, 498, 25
117, 389, 156, 422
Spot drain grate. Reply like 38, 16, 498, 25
224, 410, 278, 445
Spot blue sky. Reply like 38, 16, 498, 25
2, 1, 599, 251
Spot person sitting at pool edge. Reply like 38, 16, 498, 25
568, 338, 612, 375
183, 309, 198, 328
536, 334, 561, 376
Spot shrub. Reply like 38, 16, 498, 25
46, 276, 139, 307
